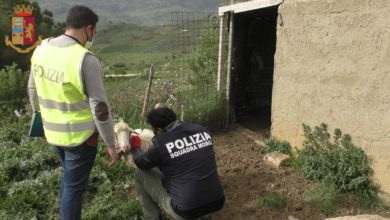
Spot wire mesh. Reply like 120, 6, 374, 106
171, 12, 229, 130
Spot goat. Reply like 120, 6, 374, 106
114, 119, 154, 166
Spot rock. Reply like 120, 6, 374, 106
254, 139, 265, 146
288, 215, 299, 220
325, 215, 390, 220
243, 200, 257, 209
294, 205, 303, 211
264, 152, 291, 168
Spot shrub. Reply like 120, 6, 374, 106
295, 123, 383, 208
256, 194, 287, 209
0, 167, 61, 219
1, 117, 31, 142
265, 138, 292, 155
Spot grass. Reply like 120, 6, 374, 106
96, 23, 181, 127
256, 194, 287, 209
98, 22, 226, 129
304, 184, 340, 215
95, 24, 177, 66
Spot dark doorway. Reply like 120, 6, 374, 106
231, 6, 278, 135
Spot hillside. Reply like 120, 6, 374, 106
93, 23, 176, 66
33, 0, 219, 26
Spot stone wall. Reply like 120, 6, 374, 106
272, 0, 390, 194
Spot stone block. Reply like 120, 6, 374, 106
264, 152, 291, 167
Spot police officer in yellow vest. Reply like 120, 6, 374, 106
28, 5, 118, 220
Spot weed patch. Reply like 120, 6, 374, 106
304, 184, 340, 215
256, 194, 287, 209
265, 138, 292, 156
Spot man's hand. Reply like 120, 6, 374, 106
130, 135, 141, 150
105, 145, 119, 168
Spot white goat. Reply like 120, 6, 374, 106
114, 119, 154, 166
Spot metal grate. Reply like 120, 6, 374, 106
170, 12, 229, 130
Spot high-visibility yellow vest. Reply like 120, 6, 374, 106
31, 39, 95, 147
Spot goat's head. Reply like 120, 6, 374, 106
114, 119, 137, 153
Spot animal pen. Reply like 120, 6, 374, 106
170, 12, 228, 130
169, 4, 280, 133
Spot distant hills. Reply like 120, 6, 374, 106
33, 0, 220, 26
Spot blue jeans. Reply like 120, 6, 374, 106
54, 142, 97, 220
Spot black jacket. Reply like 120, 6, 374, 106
132, 120, 224, 218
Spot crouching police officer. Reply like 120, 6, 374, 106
129, 107, 224, 220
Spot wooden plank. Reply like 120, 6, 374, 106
219, 0, 283, 16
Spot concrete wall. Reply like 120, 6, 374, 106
272, 0, 390, 194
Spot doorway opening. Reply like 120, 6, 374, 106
231, 6, 278, 136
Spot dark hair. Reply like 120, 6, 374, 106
66, 5, 99, 29
146, 107, 177, 129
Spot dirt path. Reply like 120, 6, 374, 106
212, 125, 320, 220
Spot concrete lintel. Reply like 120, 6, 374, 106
219, 0, 283, 16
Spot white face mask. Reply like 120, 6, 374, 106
85, 36, 94, 49
85, 28, 95, 49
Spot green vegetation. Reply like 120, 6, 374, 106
0, 115, 142, 219
265, 138, 293, 156
94, 23, 178, 76
304, 183, 340, 215
292, 123, 385, 213
296, 124, 379, 194
0, 4, 225, 218
0, 64, 28, 122
188, 26, 219, 86
261, 124, 386, 214
99, 21, 226, 129
179, 86, 225, 129
256, 194, 287, 209
176, 21, 226, 129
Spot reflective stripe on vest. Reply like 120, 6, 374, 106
38, 96, 90, 111
31, 39, 95, 147
42, 119, 96, 132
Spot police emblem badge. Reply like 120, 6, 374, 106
4, 4, 43, 53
